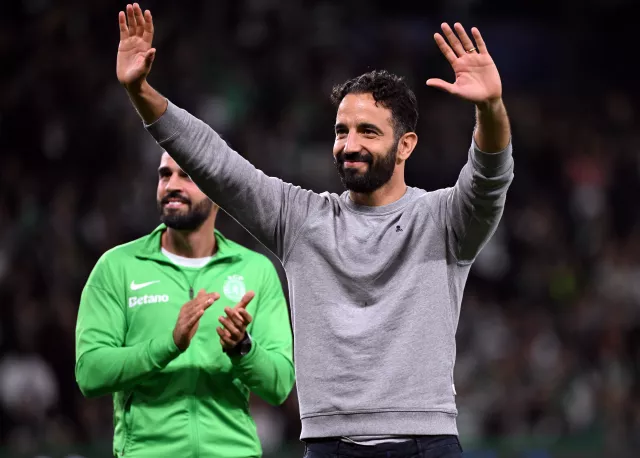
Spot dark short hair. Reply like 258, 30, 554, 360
330, 70, 419, 138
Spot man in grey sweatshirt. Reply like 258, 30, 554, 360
116, 4, 513, 457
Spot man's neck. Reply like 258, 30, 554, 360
348, 180, 408, 207
161, 225, 217, 258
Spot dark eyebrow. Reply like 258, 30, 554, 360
334, 122, 384, 135
357, 123, 383, 135
158, 166, 171, 175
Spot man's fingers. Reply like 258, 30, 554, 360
223, 300, 252, 334
182, 302, 205, 324
191, 289, 212, 304
126, 4, 136, 36
217, 327, 235, 349
218, 316, 243, 340
441, 23, 465, 57
433, 33, 457, 65
218, 316, 241, 337
234, 291, 256, 310
182, 294, 217, 322
184, 293, 220, 327
133, 3, 145, 37
144, 48, 156, 67
471, 27, 488, 54
202, 293, 220, 311
237, 309, 252, 325
224, 308, 245, 329
197, 291, 217, 303
189, 293, 218, 315
185, 308, 205, 330
218, 335, 234, 349
453, 23, 475, 54
426, 78, 456, 95
216, 326, 231, 339
143, 9, 154, 43
118, 11, 129, 41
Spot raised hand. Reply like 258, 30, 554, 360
173, 289, 220, 351
117, 3, 156, 90
217, 292, 255, 351
426, 23, 501, 106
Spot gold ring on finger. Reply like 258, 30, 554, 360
466, 47, 477, 53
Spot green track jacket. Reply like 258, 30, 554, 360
75, 225, 295, 458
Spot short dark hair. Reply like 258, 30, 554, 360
330, 70, 419, 139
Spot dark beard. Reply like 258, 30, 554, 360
334, 143, 397, 193
158, 193, 213, 231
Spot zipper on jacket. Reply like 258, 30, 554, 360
171, 258, 232, 456
177, 268, 205, 458
121, 392, 134, 456
190, 395, 200, 458
188, 271, 202, 458
185, 269, 205, 300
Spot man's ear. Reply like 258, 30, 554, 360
396, 132, 418, 163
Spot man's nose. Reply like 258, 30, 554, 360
343, 131, 363, 153
165, 173, 183, 191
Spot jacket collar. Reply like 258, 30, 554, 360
135, 224, 242, 265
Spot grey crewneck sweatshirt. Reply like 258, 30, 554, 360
146, 101, 514, 439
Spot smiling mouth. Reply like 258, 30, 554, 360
343, 161, 368, 167
164, 200, 189, 208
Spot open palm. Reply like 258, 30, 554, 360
427, 23, 502, 104
117, 3, 156, 88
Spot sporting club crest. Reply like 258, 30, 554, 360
223, 275, 246, 302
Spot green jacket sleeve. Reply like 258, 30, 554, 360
75, 253, 181, 398
228, 259, 294, 405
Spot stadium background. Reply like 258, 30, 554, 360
1, 0, 638, 457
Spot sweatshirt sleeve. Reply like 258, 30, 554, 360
227, 259, 294, 405
75, 254, 181, 398
145, 101, 327, 262
436, 137, 514, 263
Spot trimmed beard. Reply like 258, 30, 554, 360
158, 194, 213, 231
334, 142, 397, 193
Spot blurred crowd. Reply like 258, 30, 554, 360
1, 0, 639, 456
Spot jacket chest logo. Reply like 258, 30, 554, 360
222, 275, 246, 302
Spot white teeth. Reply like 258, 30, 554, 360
165, 201, 185, 208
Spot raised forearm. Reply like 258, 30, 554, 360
125, 80, 168, 125
474, 98, 510, 153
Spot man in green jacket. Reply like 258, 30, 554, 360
75, 152, 295, 458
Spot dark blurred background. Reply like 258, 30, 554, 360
1, 0, 640, 457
